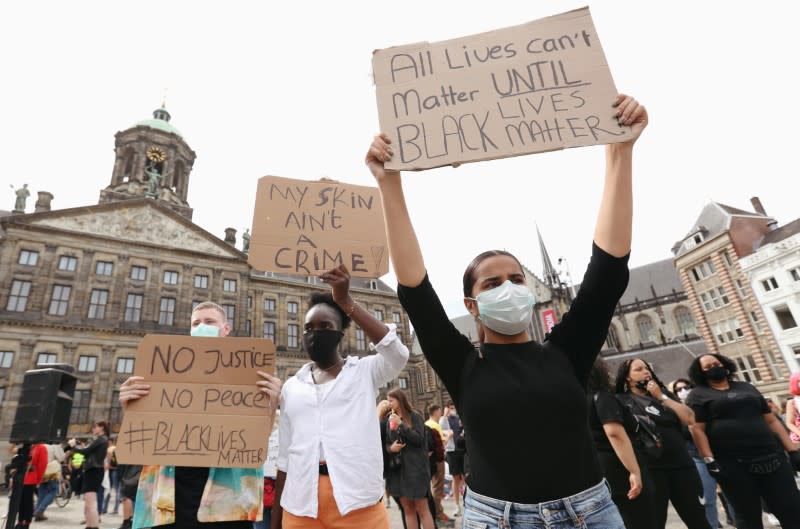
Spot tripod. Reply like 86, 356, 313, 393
5, 443, 31, 529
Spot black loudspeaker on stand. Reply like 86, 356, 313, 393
6, 365, 76, 529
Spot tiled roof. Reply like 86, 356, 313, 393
758, 217, 800, 248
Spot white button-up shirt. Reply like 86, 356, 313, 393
277, 324, 409, 517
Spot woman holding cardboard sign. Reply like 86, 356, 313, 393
367, 94, 646, 529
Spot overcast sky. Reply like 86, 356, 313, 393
2, 1, 797, 317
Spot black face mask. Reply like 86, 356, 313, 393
704, 366, 728, 382
303, 329, 343, 364
634, 378, 651, 390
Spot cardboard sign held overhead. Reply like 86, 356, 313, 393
116, 335, 276, 468
248, 176, 388, 278
373, 7, 627, 171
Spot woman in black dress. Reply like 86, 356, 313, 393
687, 353, 800, 529
68, 420, 109, 529
587, 358, 655, 529
385, 388, 432, 529
366, 94, 648, 529
615, 359, 709, 529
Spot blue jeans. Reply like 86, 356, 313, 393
252, 505, 272, 529
692, 457, 720, 528
34, 479, 59, 514
462, 480, 625, 529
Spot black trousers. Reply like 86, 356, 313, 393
718, 454, 800, 529
19, 483, 37, 524
597, 451, 658, 529
650, 466, 711, 529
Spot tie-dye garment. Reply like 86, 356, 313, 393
133, 465, 263, 529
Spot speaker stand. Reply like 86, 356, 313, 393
5, 443, 30, 529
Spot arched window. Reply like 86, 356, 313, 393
636, 314, 654, 343
674, 306, 696, 335
607, 323, 621, 352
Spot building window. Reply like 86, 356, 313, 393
163, 270, 179, 285
95, 261, 113, 276
735, 355, 762, 384
37, 353, 57, 366
110, 390, 122, 424
793, 345, 800, 363
217, 304, 233, 324
287, 301, 298, 315
48, 285, 71, 315
711, 319, 744, 345
356, 328, 366, 351
0, 387, 5, 403
223, 279, 237, 293
699, 292, 713, 312
78, 355, 97, 372
749, 311, 762, 333
88, 289, 109, 319
369, 279, 378, 290
761, 277, 779, 292
125, 293, 143, 322
791, 268, 800, 282
0, 351, 13, 369
7, 280, 31, 312
398, 377, 408, 389
130, 265, 147, 281
264, 298, 276, 312
192, 300, 201, 311
735, 279, 748, 298
159, 297, 176, 325
674, 306, 695, 335
635, 315, 654, 343
18, 250, 38, 266
287, 324, 299, 348
722, 251, 733, 267
392, 312, 402, 325
194, 274, 209, 288
69, 390, 92, 424
690, 260, 716, 282
775, 306, 798, 330
116, 358, 135, 374
716, 287, 730, 305
245, 319, 251, 336
607, 325, 621, 351
57, 256, 78, 271
263, 321, 276, 341
247, 296, 253, 309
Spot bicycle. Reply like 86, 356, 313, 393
55, 474, 72, 508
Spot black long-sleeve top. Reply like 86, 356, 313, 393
397, 243, 629, 503
71, 435, 108, 470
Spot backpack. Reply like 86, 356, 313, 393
615, 394, 663, 460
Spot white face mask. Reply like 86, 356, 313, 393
677, 388, 691, 401
468, 280, 535, 336
191, 323, 221, 337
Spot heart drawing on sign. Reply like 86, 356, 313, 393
371, 246, 386, 273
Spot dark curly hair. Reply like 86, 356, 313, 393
614, 357, 674, 400
307, 292, 351, 329
688, 353, 737, 387
587, 357, 614, 394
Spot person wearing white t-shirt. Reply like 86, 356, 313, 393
271, 265, 409, 529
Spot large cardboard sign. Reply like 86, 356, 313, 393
373, 7, 627, 170
248, 176, 388, 278
116, 335, 276, 468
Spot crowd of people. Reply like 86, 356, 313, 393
6, 92, 800, 529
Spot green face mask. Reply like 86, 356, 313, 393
190, 323, 220, 337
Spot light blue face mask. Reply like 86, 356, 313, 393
190, 323, 220, 337
467, 280, 536, 335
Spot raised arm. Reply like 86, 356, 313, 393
366, 134, 426, 287
593, 94, 648, 258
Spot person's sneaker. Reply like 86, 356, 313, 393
33, 512, 47, 521
118, 518, 132, 529
766, 513, 780, 526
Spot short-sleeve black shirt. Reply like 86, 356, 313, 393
588, 391, 638, 453
618, 393, 693, 470
686, 381, 778, 457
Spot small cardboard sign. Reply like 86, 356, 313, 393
248, 176, 389, 278
373, 7, 626, 170
116, 335, 276, 468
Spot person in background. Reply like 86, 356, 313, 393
116, 463, 142, 529
438, 403, 463, 517
18, 442, 48, 528
68, 421, 109, 529
785, 372, 800, 448
424, 405, 450, 526
104, 437, 120, 515
378, 399, 396, 509
120, 300, 281, 529
587, 358, 654, 529
32, 443, 65, 521
671, 378, 735, 529
254, 409, 280, 529
272, 265, 409, 529
386, 388, 433, 529
68, 440, 86, 498
687, 353, 800, 528
615, 359, 710, 529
